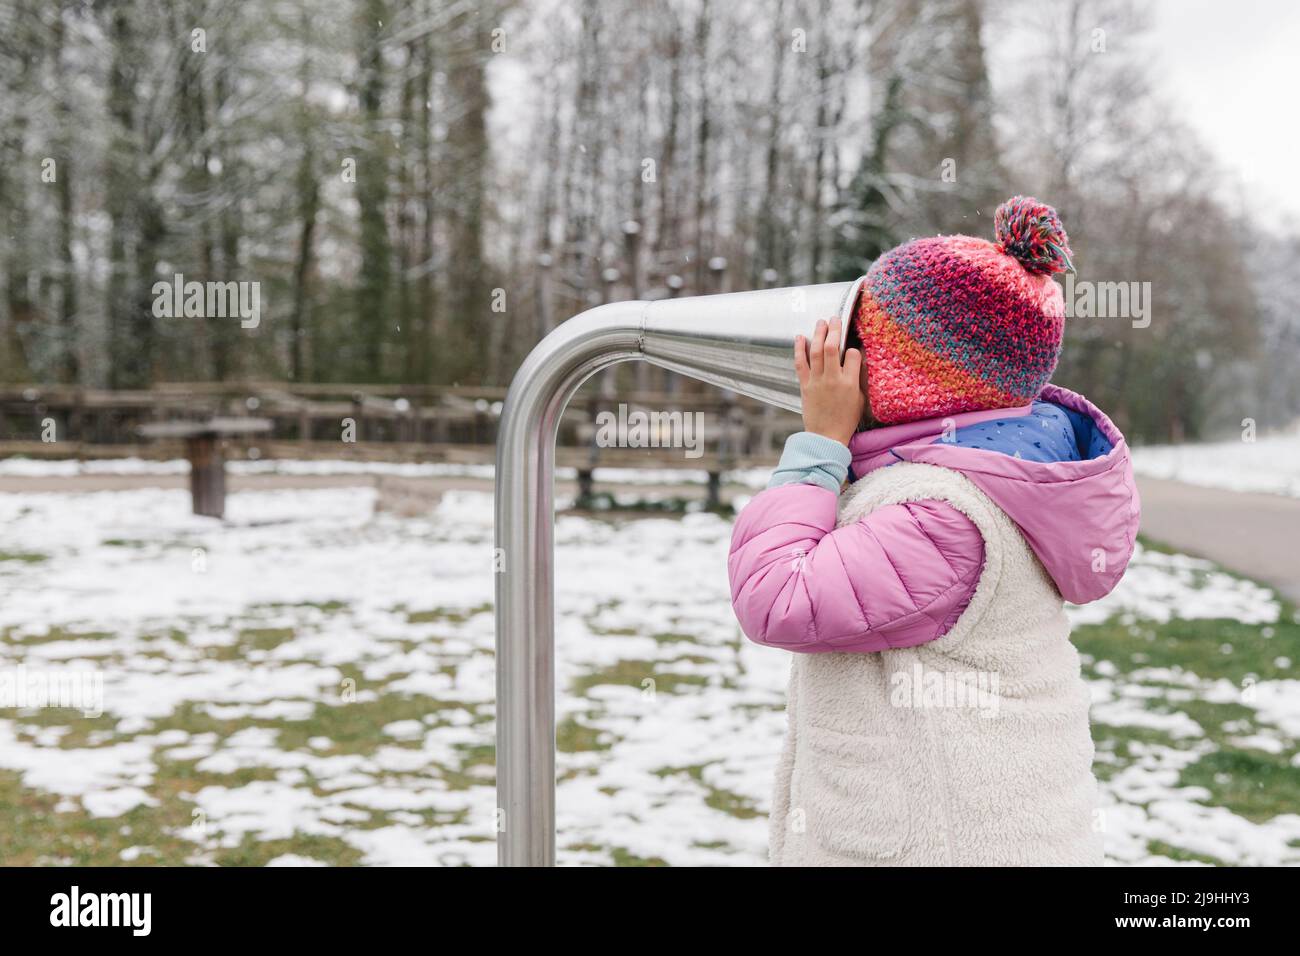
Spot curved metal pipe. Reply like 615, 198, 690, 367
495, 301, 646, 867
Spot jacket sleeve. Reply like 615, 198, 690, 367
767, 431, 854, 493
727, 482, 985, 653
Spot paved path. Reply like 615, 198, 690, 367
1136, 476, 1300, 604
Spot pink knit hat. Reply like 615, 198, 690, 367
854, 196, 1073, 425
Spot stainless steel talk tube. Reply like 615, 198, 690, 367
495, 280, 863, 866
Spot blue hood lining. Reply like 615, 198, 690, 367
942, 401, 1114, 464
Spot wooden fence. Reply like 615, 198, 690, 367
0, 382, 799, 478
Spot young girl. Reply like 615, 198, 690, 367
728, 197, 1139, 866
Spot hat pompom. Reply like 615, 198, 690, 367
994, 196, 1073, 276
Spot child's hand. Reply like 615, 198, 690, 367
794, 317, 864, 448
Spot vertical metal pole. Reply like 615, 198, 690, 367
495, 301, 644, 867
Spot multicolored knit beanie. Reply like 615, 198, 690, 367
854, 196, 1073, 425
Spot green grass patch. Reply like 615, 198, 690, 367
557, 716, 608, 753
609, 847, 669, 866
1179, 749, 1300, 823
571, 659, 710, 697
238, 627, 297, 651
252, 600, 348, 614
1, 625, 114, 646
655, 763, 760, 820
1146, 840, 1228, 866
1074, 613, 1299, 684
0, 550, 48, 563
405, 603, 491, 625
650, 631, 700, 645
273, 694, 474, 755
0, 766, 363, 866
210, 833, 361, 867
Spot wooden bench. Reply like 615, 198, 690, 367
137, 417, 272, 518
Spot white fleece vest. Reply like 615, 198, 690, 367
769, 462, 1102, 866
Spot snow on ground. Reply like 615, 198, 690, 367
6, 427, 1300, 501
1068, 549, 1278, 627
0, 484, 1296, 865
1132, 432, 1300, 498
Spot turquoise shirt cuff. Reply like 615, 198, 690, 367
767, 431, 853, 493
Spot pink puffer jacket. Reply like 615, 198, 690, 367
728, 385, 1140, 651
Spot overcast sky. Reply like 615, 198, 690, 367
1148, 0, 1300, 226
